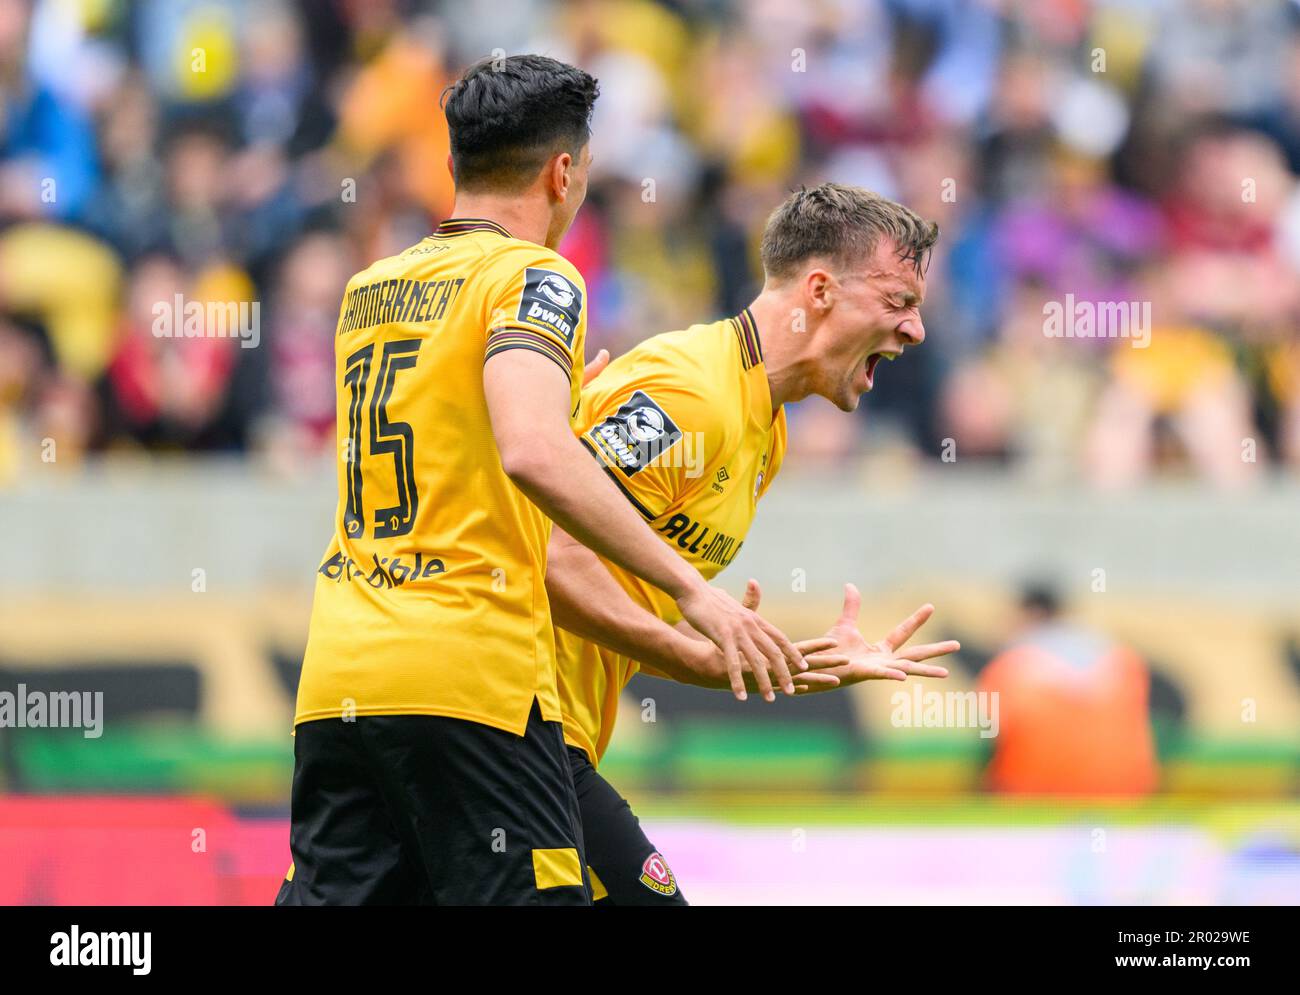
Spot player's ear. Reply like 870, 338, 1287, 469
806, 268, 834, 314
548, 151, 573, 203
446, 152, 455, 182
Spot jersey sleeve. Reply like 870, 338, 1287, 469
576, 373, 729, 522
481, 246, 587, 385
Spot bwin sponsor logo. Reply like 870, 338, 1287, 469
525, 301, 572, 337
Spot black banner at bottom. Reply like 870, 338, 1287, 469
0, 904, 1289, 982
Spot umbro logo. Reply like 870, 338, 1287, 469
712, 466, 730, 493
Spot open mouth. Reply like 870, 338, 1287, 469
864, 353, 887, 389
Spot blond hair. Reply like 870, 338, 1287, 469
759, 183, 939, 281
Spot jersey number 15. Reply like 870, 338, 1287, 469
341, 339, 421, 539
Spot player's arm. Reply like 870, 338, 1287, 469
546, 526, 845, 691
481, 253, 805, 700
544, 525, 715, 679
486, 349, 806, 701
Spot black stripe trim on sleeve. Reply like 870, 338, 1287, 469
487, 328, 573, 376
484, 341, 573, 383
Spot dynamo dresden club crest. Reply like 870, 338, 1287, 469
638, 851, 677, 896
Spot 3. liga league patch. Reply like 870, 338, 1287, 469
588, 390, 683, 477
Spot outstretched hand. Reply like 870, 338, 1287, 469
793, 583, 960, 694
738, 580, 849, 692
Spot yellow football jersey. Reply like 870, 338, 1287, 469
556, 309, 787, 763
295, 218, 587, 736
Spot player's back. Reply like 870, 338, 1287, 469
296, 218, 587, 736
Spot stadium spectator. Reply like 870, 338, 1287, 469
0, 0, 1296, 485
977, 583, 1159, 797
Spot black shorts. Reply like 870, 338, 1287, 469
276, 699, 590, 906
568, 746, 687, 906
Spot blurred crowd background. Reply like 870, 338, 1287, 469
3, 0, 1300, 487
4, 0, 1300, 904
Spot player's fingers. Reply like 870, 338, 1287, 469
794, 674, 841, 695
839, 582, 862, 625
742, 578, 762, 611
868, 664, 909, 681
794, 636, 838, 656
793, 672, 841, 688
897, 662, 950, 678
896, 639, 961, 662
752, 626, 796, 696
801, 652, 850, 669
794, 683, 835, 695
739, 631, 776, 702
581, 348, 610, 386
723, 639, 747, 702
759, 615, 807, 675
883, 603, 934, 651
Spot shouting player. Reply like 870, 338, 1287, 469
278, 56, 807, 906
545, 183, 961, 905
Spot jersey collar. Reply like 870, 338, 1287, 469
730, 307, 778, 427
432, 217, 513, 239
730, 307, 763, 370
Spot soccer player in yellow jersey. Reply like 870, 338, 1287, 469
545, 184, 963, 904
278, 56, 807, 906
